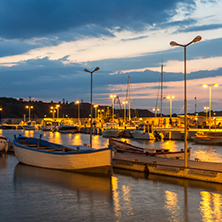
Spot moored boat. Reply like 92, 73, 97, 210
13, 135, 112, 175
109, 138, 191, 159
192, 131, 222, 145
58, 125, 79, 133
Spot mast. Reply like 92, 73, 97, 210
161, 63, 163, 118
128, 76, 131, 121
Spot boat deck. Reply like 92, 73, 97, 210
113, 152, 222, 183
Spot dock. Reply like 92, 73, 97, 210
113, 152, 222, 183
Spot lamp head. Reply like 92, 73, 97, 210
192, 35, 202, 43
84, 69, 89, 73
170, 41, 178, 47
94, 67, 100, 72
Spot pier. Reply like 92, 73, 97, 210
113, 152, 222, 183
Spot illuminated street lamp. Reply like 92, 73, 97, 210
203, 83, 218, 130
84, 67, 100, 147
56, 104, 60, 118
94, 104, 98, 118
204, 106, 209, 123
50, 106, 56, 118
0, 108, 2, 123
76, 100, 80, 125
122, 101, 128, 123
26, 105, 33, 121
166, 96, 175, 118
170, 35, 202, 168
110, 94, 116, 121
152, 108, 160, 118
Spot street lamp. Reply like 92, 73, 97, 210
166, 96, 175, 118
26, 105, 33, 121
170, 35, 202, 168
76, 100, 80, 125
0, 108, 2, 123
122, 101, 128, 123
50, 106, 56, 118
204, 106, 209, 123
94, 104, 98, 118
84, 67, 100, 147
152, 108, 160, 118
56, 104, 60, 119
203, 83, 218, 130
110, 94, 116, 121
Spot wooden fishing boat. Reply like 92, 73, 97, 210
192, 131, 222, 145
13, 135, 112, 175
109, 138, 191, 159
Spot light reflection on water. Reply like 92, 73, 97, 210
1, 130, 222, 221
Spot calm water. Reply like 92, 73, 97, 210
1, 130, 222, 222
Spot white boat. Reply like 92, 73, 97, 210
13, 135, 112, 175
58, 125, 79, 133
23, 121, 36, 130
0, 136, 8, 152
102, 122, 122, 138
192, 131, 222, 145
110, 138, 191, 159
41, 119, 53, 131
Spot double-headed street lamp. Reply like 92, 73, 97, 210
152, 108, 160, 118
76, 100, 81, 125
110, 94, 116, 121
170, 35, 202, 168
84, 67, 100, 148
203, 83, 218, 130
26, 105, 33, 121
50, 106, 56, 118
166, 96, 175, 118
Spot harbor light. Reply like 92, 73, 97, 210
170, 35, 202, 168
84, 67, 100, 147
203, 83, 218, 130
26, 105, 33, 121
56, 104, 60, 118
110, 94, 116, 121
76, 100, 80, 125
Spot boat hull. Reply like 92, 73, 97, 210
13, 137, 112, 175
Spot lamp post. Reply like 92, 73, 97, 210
166, 96, 175, 118
152, 108, 160, 118
110, 94, 116, 121
122, 101, 128, 123
56, 104, 60, 119
204, 106, 209, 123
94, 104, 98, 119
84, 67, 100, 147
0, 108, 2, 123
76, 100, 80, 125
170, 35, 202, 168
26, 105, 33, 121
50, 106, 56, 118
203, 84, 218, 130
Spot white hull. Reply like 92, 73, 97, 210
24, 125, 35, 130
58, 125, 78, 134
14, 144, 112, 173
102, 129, 121, 138
131, 130, 155, 140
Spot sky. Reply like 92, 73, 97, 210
0, 0, 222, 115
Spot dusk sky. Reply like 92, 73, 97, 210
0, 0, 222, 114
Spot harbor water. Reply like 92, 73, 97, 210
1, 130, 222, 221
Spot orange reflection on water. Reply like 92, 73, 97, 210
164, 190, 180, 221
46, 131, 62, 144
122, 185, 133, 216
193, 149, 222, 163
199, 191, 222, 221
23, 130, 35, 138
161, 141, 178, 152
112, 176, 121, 219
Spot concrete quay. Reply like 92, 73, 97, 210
113, 152, 222, 183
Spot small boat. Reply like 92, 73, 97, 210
109, 138, 191, 159
13, 135, 112, 175
192, 131, 222, 145
58, 125, 79, 133
0, 136, 8, 152
23, 121, 36, 130
102, 123, 122, 138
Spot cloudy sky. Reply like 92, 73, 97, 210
0, 0, 222, 114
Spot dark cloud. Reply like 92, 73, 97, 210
0, 0, 195, 40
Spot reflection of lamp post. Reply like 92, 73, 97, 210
56, 104, 60, 118
26, 105, 33, 121
122, 101, 128, 123
110, 94, 116, 121
76, 100, 80, 125
84, 67, 100, 148
170, 35, 202, 168
203, 83, 218, 130
50, 106, 56, 118
166, 96, 175, 118
94, 104, 98, 118
204, 106, 209, 123
152, 108, 160, 118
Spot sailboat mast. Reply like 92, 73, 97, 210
128, 76, 131, 121
161, 63, 163, 118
